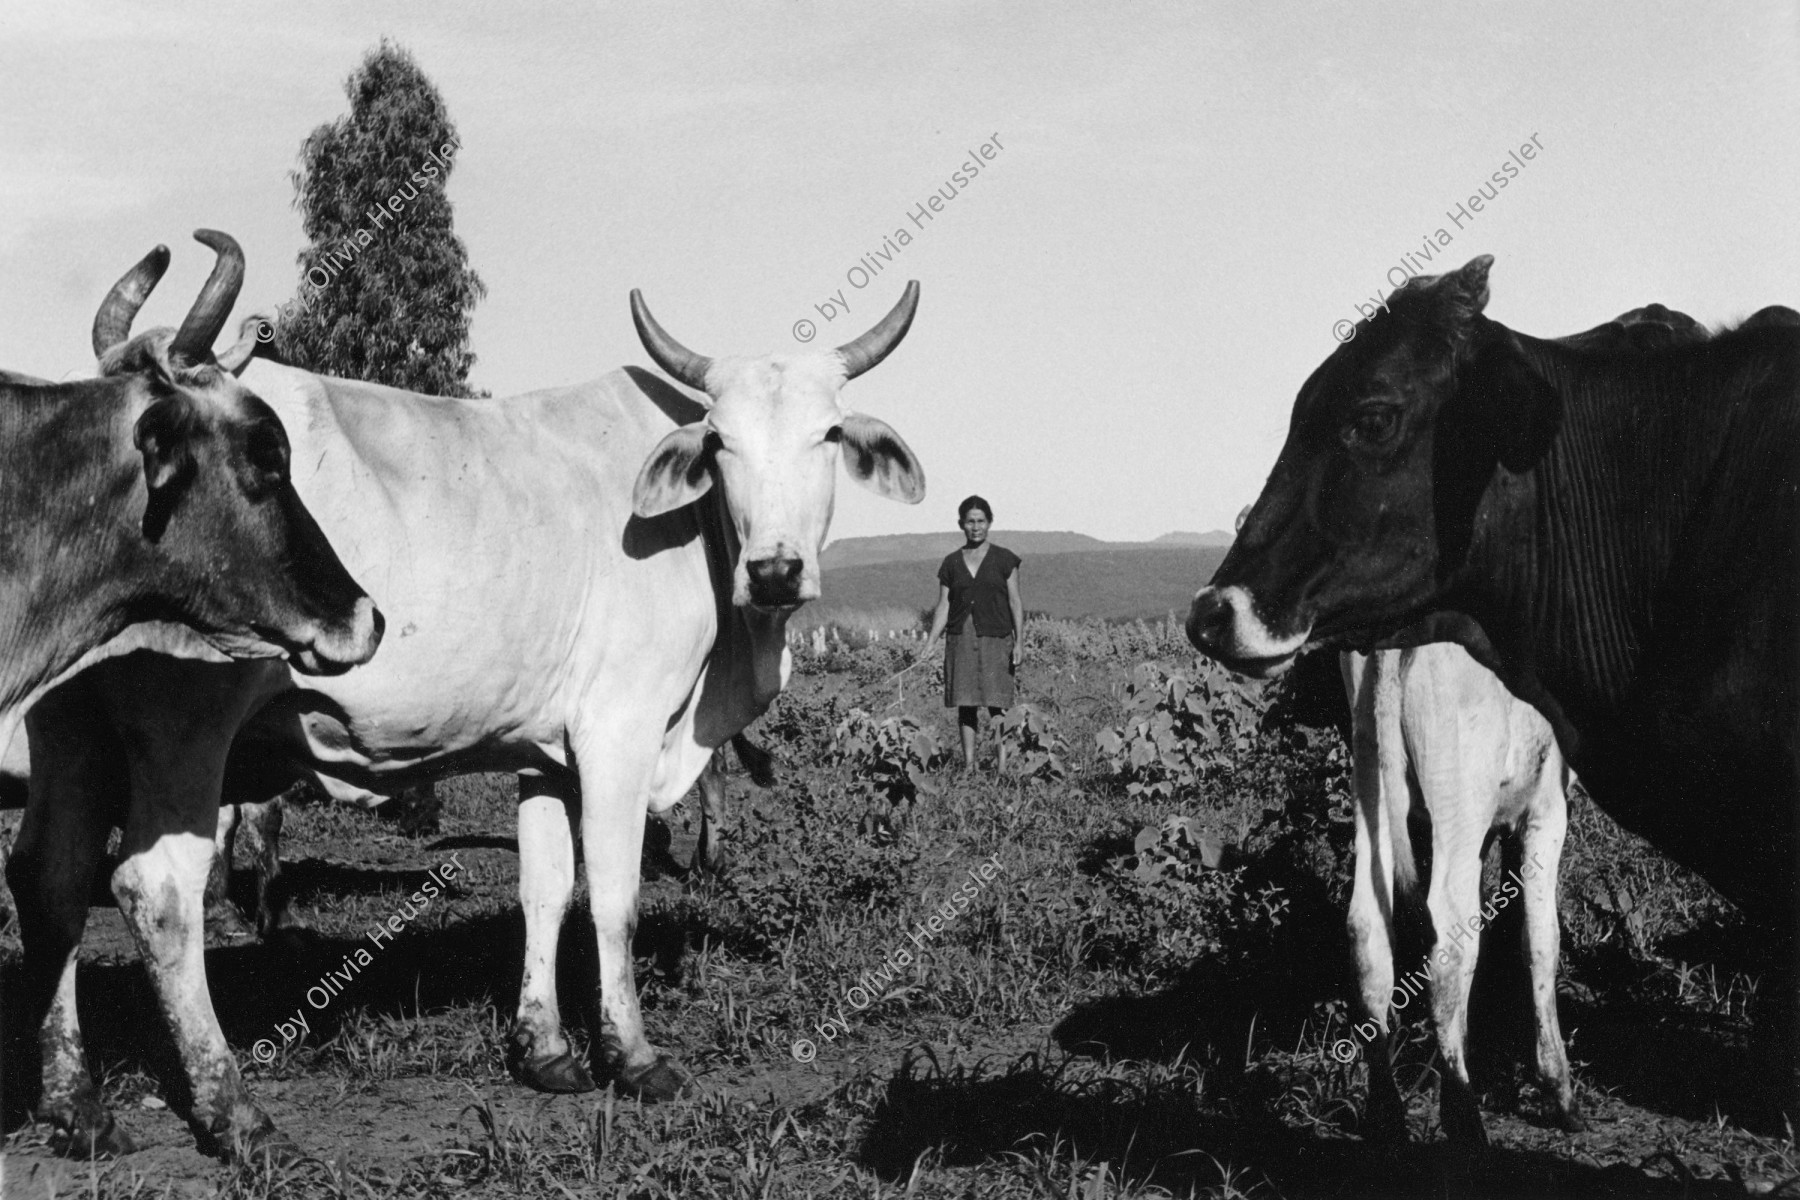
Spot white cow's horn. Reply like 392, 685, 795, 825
631, 290, 714, 392
92, 244, 173, 357
169, 230, 245, 366
836, 280, 919, 381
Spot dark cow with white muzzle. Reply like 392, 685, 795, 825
1189, 255, 1800, 1118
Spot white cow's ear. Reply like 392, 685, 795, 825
838, 413, 925, 504
633, 423, 714, 517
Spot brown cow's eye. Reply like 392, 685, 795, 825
1345, 405, 1400, 447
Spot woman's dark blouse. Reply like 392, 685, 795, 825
938, 545, 1021, 638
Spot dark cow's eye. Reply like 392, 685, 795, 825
1345, 404, 1401, 447
824, 426, 843, 444
246, 420, 290, 483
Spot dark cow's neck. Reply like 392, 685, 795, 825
0, 379, 152, 717
1446, 317, 1800, 914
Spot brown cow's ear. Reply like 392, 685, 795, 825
1468, 333, 1562, 472
838, 413, 925, 504
134, 396, 200, 493
632, 422, 714, 517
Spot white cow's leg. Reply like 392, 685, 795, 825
7, 691, 132, 1157
572, 725, 690, 1101
1521, 766, 1582, 1131
693, 750, 730, 874
1425, 829, 1488, 1145
508, 770, 592, 1093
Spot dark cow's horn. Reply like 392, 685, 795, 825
631, 289, 714, 393
835, 280, 919, 381
168, 230, 245, 365
92, 244, 173, 357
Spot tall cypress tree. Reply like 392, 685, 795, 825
276, 40, 485, 396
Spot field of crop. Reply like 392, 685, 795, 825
2, 617, 1795, 1198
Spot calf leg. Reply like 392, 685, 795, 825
509, 770, 592, 1093
235, 798, 286, 938
1347, 735, 1406, 1135
1425, 840, 1488, 1146
1520, 766, 1582, 1131
8, 689, 133, 1157
1343, 651, 1411, 1139
205, 803, 238, 923
693, 750, 730, 875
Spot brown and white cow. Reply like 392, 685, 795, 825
15, 283, 924, 1162
3, 231, 383, 1159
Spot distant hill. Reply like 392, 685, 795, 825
820, 530, 1109, 570
817, 545, 1228, 625
1153, 530, 1235, 548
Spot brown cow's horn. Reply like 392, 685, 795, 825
168, 230, 245, 365
835, 280, 919, 381
630, 289, 714, 393
92, 244, 172, 357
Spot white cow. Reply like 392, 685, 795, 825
1341, 643, 1581, 1144
11, 285, 924, 1162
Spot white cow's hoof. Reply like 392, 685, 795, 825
614, 1054, 692, 1103
46, 1104, 136, 1159
506, 1031, 596, 1094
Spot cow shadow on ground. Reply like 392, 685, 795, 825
852, 1050, 1747, 1198
1043, 860, 1789, 1149
0, 895, 712, 1133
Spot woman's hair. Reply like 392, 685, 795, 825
958, 494, 992, 523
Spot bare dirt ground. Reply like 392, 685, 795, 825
3, 622, 1797, 1198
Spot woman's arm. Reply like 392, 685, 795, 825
922, 583, 952, 656
1007, 567, 1024, 667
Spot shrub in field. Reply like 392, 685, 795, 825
1094, 662, 1266, 801
992, 703, 1069, 780
829, 708, 948, 806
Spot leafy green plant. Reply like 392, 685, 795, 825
829, 708, 948, 806
1095, 662, 1266, 800
993, 703, 1069, 781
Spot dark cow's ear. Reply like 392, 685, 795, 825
632, 422, 714, 517
838, 413, 925, 504
1467, 333, 1562, 472
134, 396, 200, 494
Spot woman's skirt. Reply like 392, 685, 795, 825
944, 618, 1015, 708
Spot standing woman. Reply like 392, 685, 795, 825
924, 495, 1024, 772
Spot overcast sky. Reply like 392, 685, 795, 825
3, 2, 1796, 543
